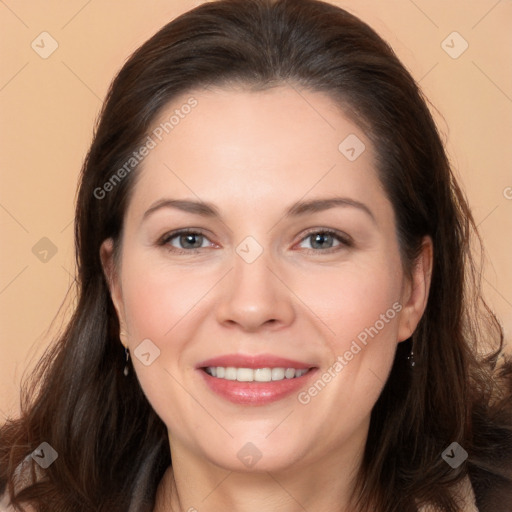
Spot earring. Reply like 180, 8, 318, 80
407, 345, 416, 368
123, 346, 130, 376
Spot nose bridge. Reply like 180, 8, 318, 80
233, 245, 273, 294
215, 239, 295, 331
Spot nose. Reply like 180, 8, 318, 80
215, 249, 296, 332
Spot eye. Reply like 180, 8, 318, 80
297, 229, 353, 253
158, 229, 214, 253
157, 228, 352, 255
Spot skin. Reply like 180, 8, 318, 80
101, 85, 432, 512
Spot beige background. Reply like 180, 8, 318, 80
1, 0, 511, 417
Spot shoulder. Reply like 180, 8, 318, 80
0, 493, 36, 512
0, 492, 13, 511
417, 476, 478, 511
453, 475, 478, 511
1, 453, 45, 512
1, 462, 40, 512
0, 493, 14, 512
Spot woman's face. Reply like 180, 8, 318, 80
102, 86, 430, 473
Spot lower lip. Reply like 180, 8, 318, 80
198, 368, 317, 405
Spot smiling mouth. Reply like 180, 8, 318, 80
202, 366, 314, 382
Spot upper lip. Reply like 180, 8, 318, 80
197, 353, 316, 370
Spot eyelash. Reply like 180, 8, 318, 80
157, 228, 353, 255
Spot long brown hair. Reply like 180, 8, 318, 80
1, 1, 511, 510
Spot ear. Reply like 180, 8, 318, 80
100, 238, 128, 346
397, 236, 433, 342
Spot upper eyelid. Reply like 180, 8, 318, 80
159, 229, 214, 247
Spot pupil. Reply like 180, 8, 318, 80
312, 233, 332, 249
182, 234, 201, 248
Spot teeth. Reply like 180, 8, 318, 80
255, 368, 272, 382
237, 368, 254, 382
271, 367, 285, 381
285, 368, 295, 379
225, 367, 237, 380
204, 366, 310, 382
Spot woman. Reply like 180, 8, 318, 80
1, 0, 511, 510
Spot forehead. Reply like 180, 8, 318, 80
125, 86, 387, 220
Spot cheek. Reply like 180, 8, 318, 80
296, 270, 402, 422
120, 253, 215, 341
118, 255, 209, 431
118, 252, 223, 417
293, 256, 404, 415
296, 258, 403, 348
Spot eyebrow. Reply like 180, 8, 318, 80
142, 197, 376, 224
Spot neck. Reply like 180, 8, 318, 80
154, 426, 369, 512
